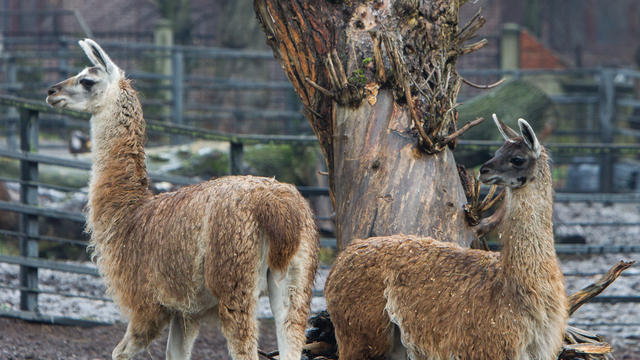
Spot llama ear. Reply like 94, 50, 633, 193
78, 39, 117, 76
518, 118, 541, 157
492, 114, 519, 141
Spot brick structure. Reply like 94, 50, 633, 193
458, 0, 640, 69
519, 29, 565, 69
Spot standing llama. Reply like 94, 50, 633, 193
325, 115, 567, 360
46, 39, 319, 360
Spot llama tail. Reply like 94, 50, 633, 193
253, 184, 310, 273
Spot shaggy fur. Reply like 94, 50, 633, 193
325, 119, 566, 360
46, 39, 319, 360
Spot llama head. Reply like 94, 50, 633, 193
479, 114, 542, 189
46, 39, 123, 113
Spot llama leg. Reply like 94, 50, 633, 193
218, 300, 260, 360
216, 251, 266, 360
327, 279, 394, 359
166, 314, 200, 360
112, 310, 170, 360
267, 257, 313, 360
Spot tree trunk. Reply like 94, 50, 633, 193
333, 90, 474, 247
254, 0, 487, 249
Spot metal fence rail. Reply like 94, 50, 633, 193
0, 93, 335, 325
1, 64, 640, 326
0, 36, 309, 144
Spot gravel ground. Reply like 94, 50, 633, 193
1, 202, 640, 358
0, 316, 278, 360
554, 202, 640, 358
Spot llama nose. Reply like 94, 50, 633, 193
48, 83, 64, 96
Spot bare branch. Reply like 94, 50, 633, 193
381, 32, 433, 149
473, 192, 506, 237
458, 7, 483, 36
325, 56, 340, 89
567, 260, 636, 316
307, 107, 323, 118
565, 326, 604, 343
331, 49, 349, 87
460, 39, 488, 55
258, 349, 279, 360
443, 117, 484, 144
369, 32, 387, 83
306, 77, 334, 98
458, 16, 486, 44
382, 33, 403, 83
482, 189, 504, 212
461, 77, 506, 90
560, 343, 613, 357
403, 75, 432, 148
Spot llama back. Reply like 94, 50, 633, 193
203, 176, 318, 297
95, 175, 318, 315
379, 237, 524, 359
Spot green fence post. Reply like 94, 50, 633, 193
229, 141, 244, 175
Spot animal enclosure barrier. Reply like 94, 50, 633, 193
0, 94, 322, 326
0, 46, 640, 327
0, 94, 639, 328
0, 36, 309, 149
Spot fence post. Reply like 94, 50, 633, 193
229, 141, 244, 175
171, 49, 184, 145
19, 108, 39, 313
6, 55, 18, 150
154, 19, 173, 124
58, 36, 69, 80
599, 68, 615, 193
500, 23, 520, 71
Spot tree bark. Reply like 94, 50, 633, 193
254, 0, 486, 249
333, 90, 474, 247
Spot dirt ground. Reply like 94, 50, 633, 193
1, 316, 640, 360
0, 317, 278, 360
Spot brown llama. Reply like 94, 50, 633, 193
325, 115, 567, 360
46, 39, 319, 360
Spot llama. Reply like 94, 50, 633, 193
46, 39, 319, 360
325, 115, 567, 360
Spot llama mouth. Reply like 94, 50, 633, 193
48, 99, 65, 108
480, 176, 500, 185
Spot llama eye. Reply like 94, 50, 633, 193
79, 79, 96, 89
510, 157, 525, 166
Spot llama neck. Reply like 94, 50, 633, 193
499, 152, 558, 291
88, 79, 150, 230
